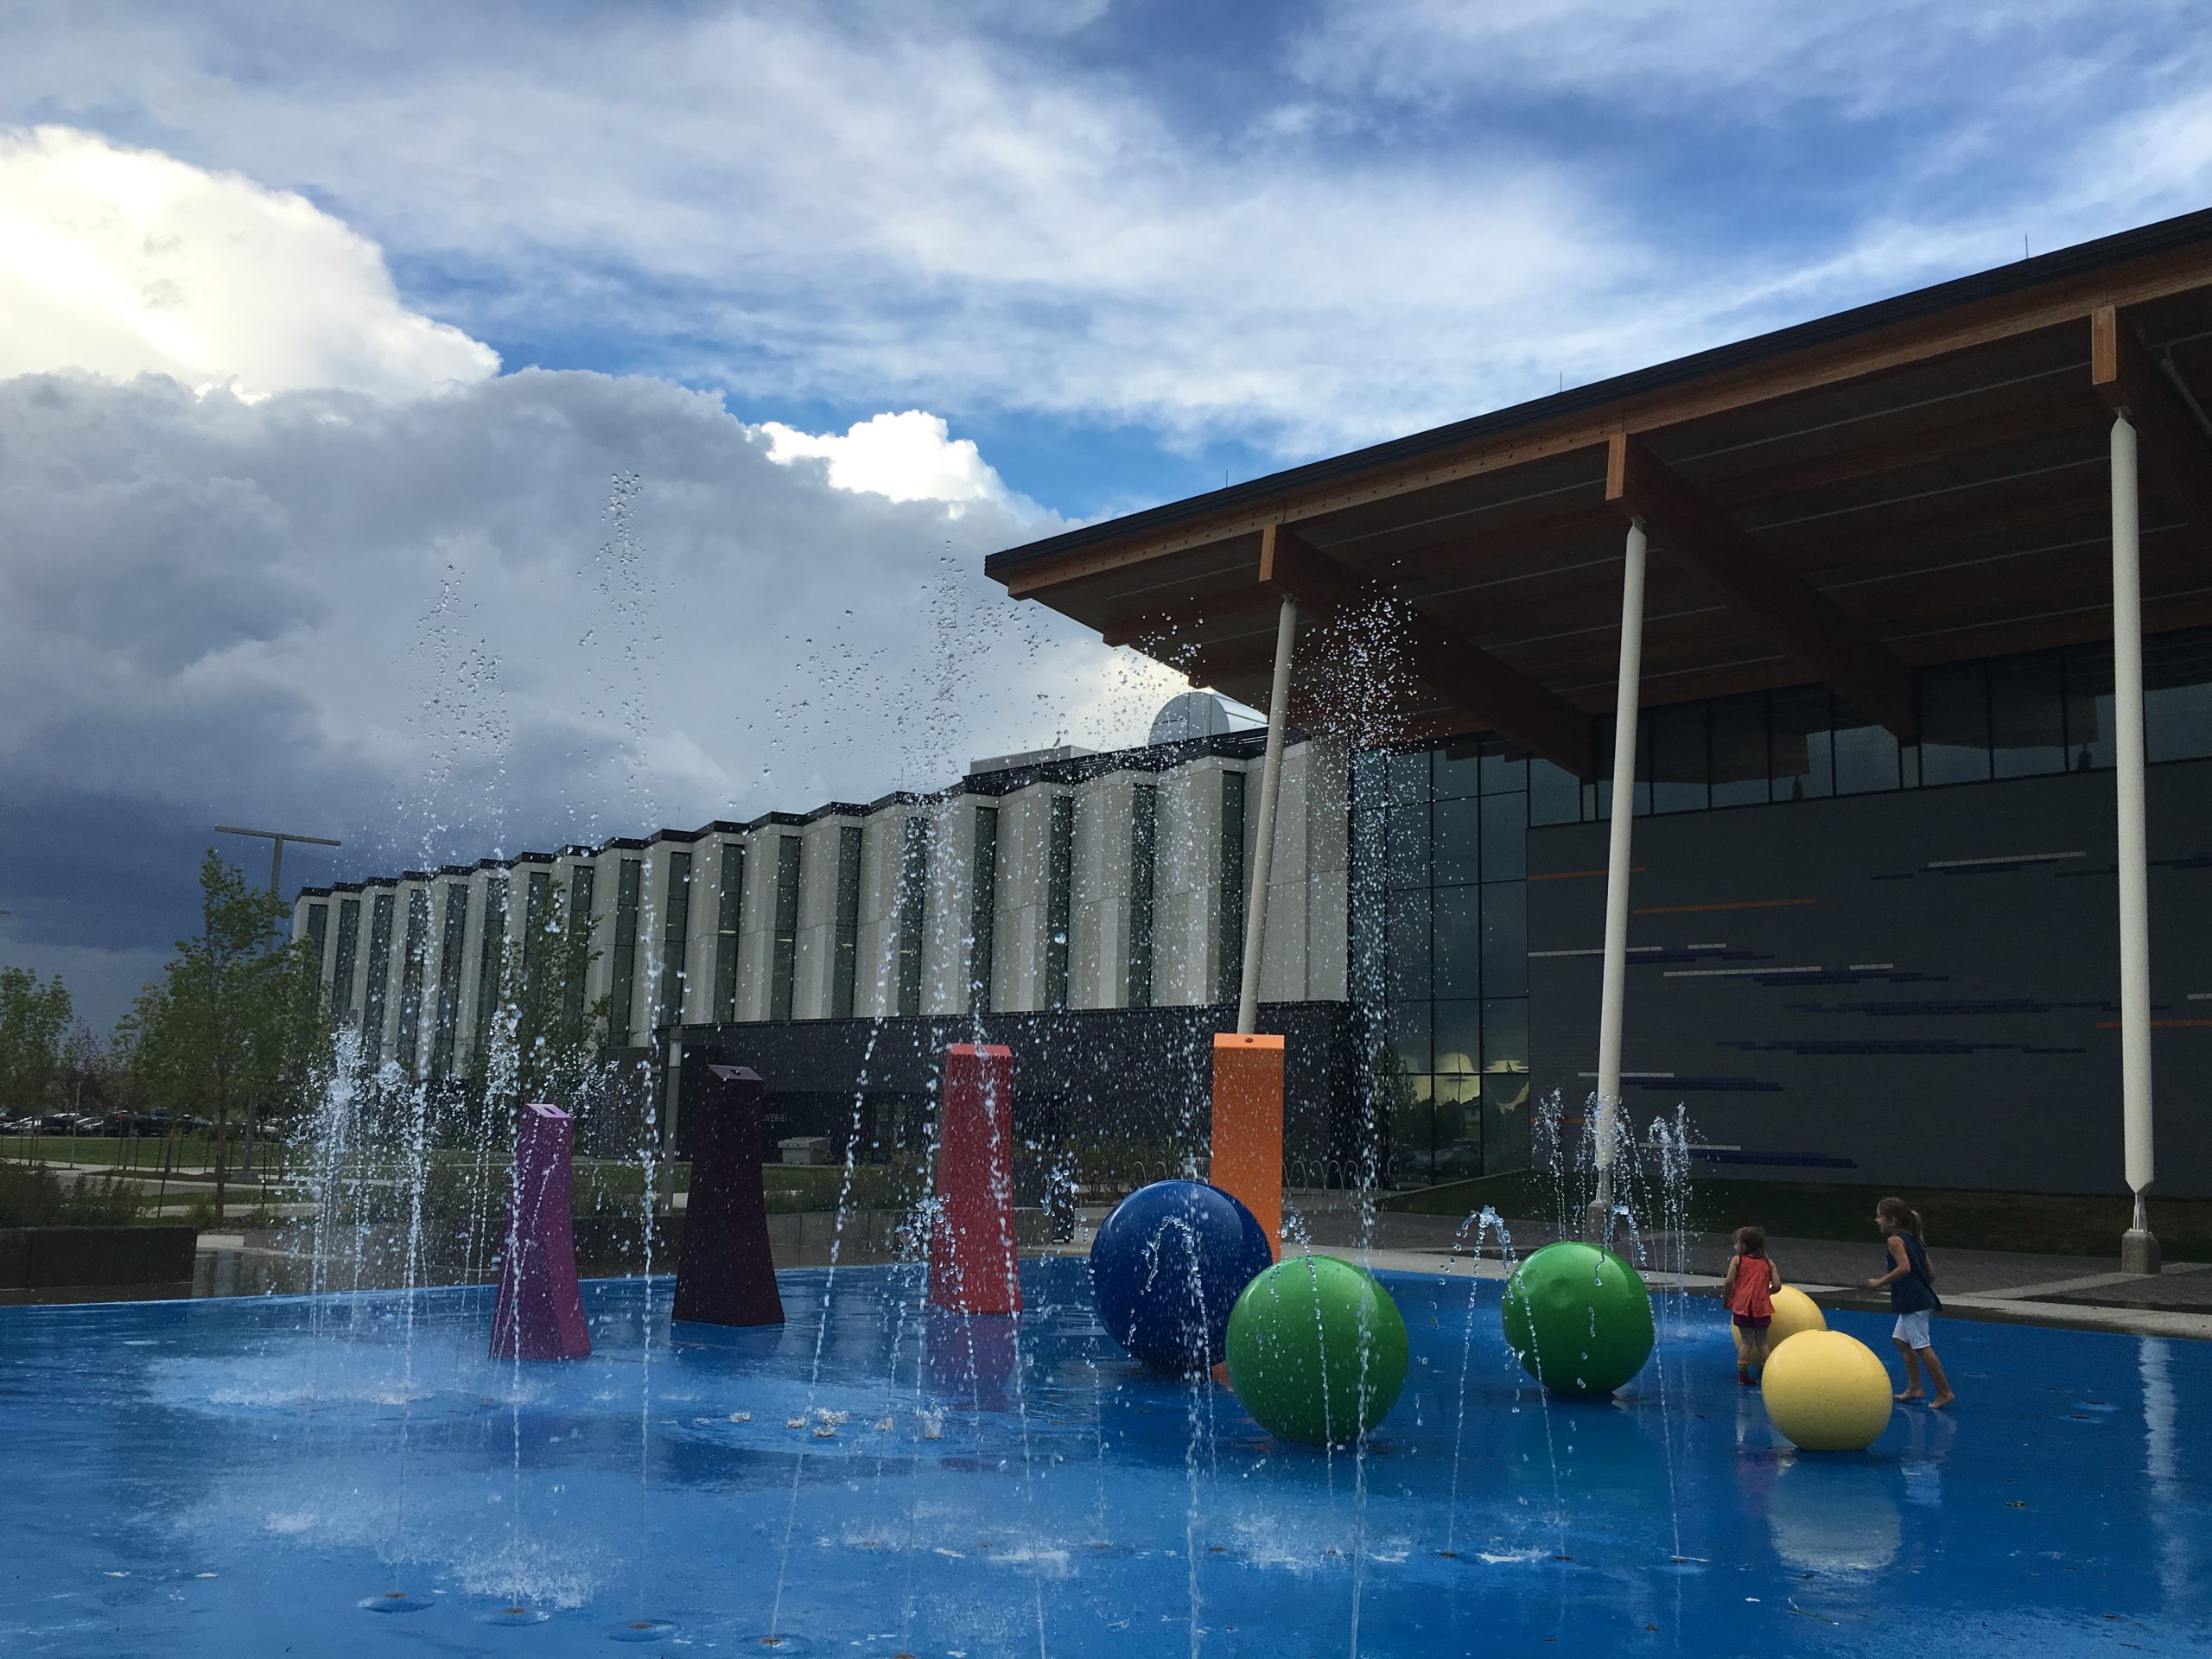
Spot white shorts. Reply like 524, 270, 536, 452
1892, 1311, 1933, 1350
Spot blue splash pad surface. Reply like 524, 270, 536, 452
1, 1258, 2206, 1656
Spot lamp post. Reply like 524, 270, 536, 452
213, 825, 342, 900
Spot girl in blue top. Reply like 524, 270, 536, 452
1866, 1197, 1954, 1408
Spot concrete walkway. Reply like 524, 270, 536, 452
1052, 1195, 2212, 1342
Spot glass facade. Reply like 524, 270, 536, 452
1217, 771, 1246, 1004
329, 898, 359, 1023
969, 807, 997, 1014
610, 858, 643, 1046
431, 882, 467, 1079
1044, 795, 1074, 1010
1357, 624, 2212, 1186
304, 902, 328, 987
896, 818, 927, 1018
1127, 783, 1158, 1008
1352, 738, 1535, 1184
474, 875, 508, 1048
658, 849, 693, 1028
714, 842, 745, 1023
770, 836, 802, 1021
361, 889, 395, 1066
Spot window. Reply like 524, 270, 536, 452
714, 842, 746, 1022
330, 898, 359, 1023
968, 807, 997, 1014
304, 902, 329, 986
770, 836, 802, 1021
1431, 885, 1478, 1000
1648, 702, 1709, 814
362, 889, 395, 1065
522, 868, 551, 995
1217, 771, 1247, 1005
1127, 785, 1158, 1008
2146, 631, 2212, 763
1430, 797, 1478, 886
1769, 686, 1835, 801
659, 849, 693, 1027
610, 858, 643, 1045
1989, 652, 2066, 779
1529, 757, 1580, 826
1480, 881, 1528, 999
566, 865, 595, 1015
1708, 693, 1770, 808
1917, 662, 1993, 785
397, 887, 430, 1074
1045, 796, 1074, 1010
831, 829, 861, 1019
1833, 700, 1902, 795
431, 883, 467, 1079
1479, 792, 1527, 882
897, 818, 928, 1017
474, 876, 509, 1051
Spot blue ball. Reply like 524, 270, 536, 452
1090, 1179, 1274, 1374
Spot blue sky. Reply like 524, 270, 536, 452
2, 0, 2209, 1026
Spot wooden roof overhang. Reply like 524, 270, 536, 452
984, 208, 2212, 778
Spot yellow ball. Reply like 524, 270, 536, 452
1732, 1285, 1824, 1367
1770, 1284, 1827, 1349
1761, 1329, 1892, 1452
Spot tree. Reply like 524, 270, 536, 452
472, 884, 610, 1119
0, 967, 73, 1121
130, 851, 325, 1218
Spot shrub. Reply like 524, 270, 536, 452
0, 1164, 151, 1227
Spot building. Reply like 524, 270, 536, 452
299, 207, 2212, 1235
983, 205, 2212, 1248
293, 720, 1370, 1179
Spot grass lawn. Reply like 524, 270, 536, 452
1381, 1171, 2212, 1261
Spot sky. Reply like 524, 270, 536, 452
3, 0, 2210, 1031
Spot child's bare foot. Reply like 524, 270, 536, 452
1929, 1392, 1955, 1408
1894, 1389, 1923, 1402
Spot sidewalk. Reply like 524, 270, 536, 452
1053, 1194, 2212, 1342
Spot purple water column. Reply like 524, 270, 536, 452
490, 1102, 591, 1362
672, 1065, 785, 1327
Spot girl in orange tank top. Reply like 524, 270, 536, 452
1723, 1225, 1781, 1386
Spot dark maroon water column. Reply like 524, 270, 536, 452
671, 1064, 785, 1327
491, 1102, 592, 1362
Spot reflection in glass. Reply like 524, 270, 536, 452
1431, 796, 1480, 885
1770, 685, 1834, 799
1480, 792, 1527, 880
1989, 652, 2067, 779
1385, 889, 1430, 1002
1432, 884, 1480, 999
1387, 747, 1430, 807
1529, 758, 1580, 825
1386, 801, 1430, 888
1834, 702, 1902, 795
1918, 661, 1992, 785
1649, 701, 1709, 813
1709, 692, 1769, 807
1481, 883, 1527, 998
1433, 738, 1482, 800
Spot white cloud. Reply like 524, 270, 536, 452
760, 410, 1023, 510
0, 124, 498, 398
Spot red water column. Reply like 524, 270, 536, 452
490, 1103, 592, 1362
671, 1065, 785, 1328
928, 1043, 1021, 1315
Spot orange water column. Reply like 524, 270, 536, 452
1211, 1033, 1284, 1259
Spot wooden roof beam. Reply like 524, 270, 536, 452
1257, 524, 1597, 776
1606, 434, 1919, 740
2092, 304, 2212, 557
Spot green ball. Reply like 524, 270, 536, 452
1500, 1241, 1655, 1395
1224, 1254, 1408, 1446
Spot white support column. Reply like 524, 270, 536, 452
1236, 596, 1298, 1035
1589, 517, 1648, 1242
2111, 411, 2161, 1274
